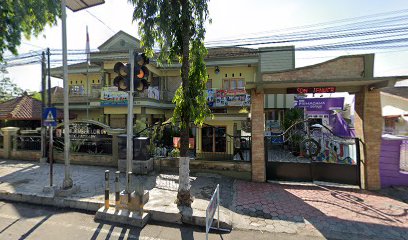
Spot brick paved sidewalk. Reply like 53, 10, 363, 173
232, 181, 408, 240
0, 159, 234, 228
1, 159, 407, 239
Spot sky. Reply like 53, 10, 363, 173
5, 0, 408, 91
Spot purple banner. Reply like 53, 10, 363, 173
294, 97, 344, 111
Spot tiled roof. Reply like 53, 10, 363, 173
50, 47, 258, 73
206, 47, 258, 59
153, 47, 258, 59
381, 87, 408, 99
0, 95, 68, 120
50, 63, 100, 74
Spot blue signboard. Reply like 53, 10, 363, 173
294, 97, 344, 111
43, 107, 57, 127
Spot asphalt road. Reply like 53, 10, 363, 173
0, 200, 319, 240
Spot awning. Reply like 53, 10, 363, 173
246, 76, 408, 94
382, 105, 408, 117
66, 0, 105, 12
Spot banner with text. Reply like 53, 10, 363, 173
294, 97, 344, 111
100, 87, 128, 106
207, 89, 250, 107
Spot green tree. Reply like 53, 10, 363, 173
30, 91, 42, 101
0, 0, 60, 62
0, 67, 24, 102
130, 0, 211, 206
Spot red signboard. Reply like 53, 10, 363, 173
287, 87, 336, 94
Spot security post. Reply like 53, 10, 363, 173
104, 170, 110, 209
115, 171, 120, 207
135, 178, 144, 215
127, 171, 132, 202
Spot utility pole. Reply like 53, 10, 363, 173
47, 48, 54, 186
47, 48, 52, 107
61, 0, 73, 189
40, 51, 47, 163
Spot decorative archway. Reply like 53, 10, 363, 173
246, 54, 408, 190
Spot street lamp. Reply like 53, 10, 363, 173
60, 0, 105, 189
66, 0, 105, 12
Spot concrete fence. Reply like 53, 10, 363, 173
0, 127, 119, 166
0, 127, 252, 180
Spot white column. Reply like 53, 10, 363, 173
61, 0, 73, 189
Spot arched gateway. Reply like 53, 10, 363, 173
246, 54, 407, 190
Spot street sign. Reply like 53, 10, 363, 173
206, 184, 220, 240
287, 87, 336, 94
43, 107, 57, 127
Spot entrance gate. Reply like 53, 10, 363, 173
265, 121, 361, 186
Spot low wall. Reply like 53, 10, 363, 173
54, 152, 116, 167
380, 136, 408, 187
154, 158, 251, 180
10, 150, 41, 161
0, 148, 116, 167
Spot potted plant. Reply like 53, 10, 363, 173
289, 133, 304, 156
281, 108, 305, 155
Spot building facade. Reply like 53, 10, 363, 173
50, 31, 295, 160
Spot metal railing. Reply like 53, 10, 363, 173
14, 135, 41, 151
135, 89, 175, 102
265, 120, 359, 165
52, 88, 102, 103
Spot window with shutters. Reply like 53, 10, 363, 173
222, 78, 245, 90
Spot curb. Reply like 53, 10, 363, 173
0, 190, 232, 229
0, 190, 101, 212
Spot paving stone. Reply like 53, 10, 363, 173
1, 160, 408, 239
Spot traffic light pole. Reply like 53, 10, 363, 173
47, 48, 54, 187
126, 49, 135, 193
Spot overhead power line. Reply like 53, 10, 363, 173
4, 8, 408, 68
205, 8, 408, 45
85, 10, 116, 34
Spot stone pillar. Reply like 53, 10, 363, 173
355, 87, 382, 190
354, 90, 366, 189
1, 127, 20, 159
250, 90, 265, 182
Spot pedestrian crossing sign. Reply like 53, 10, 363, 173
43, 107, 57, 127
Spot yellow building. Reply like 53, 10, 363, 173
50, 31, 295, 160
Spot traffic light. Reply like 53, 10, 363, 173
112, 53, 150, 92
113, 62, 130, 91
133, 53, 149, 92
134, 65, 149, 91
